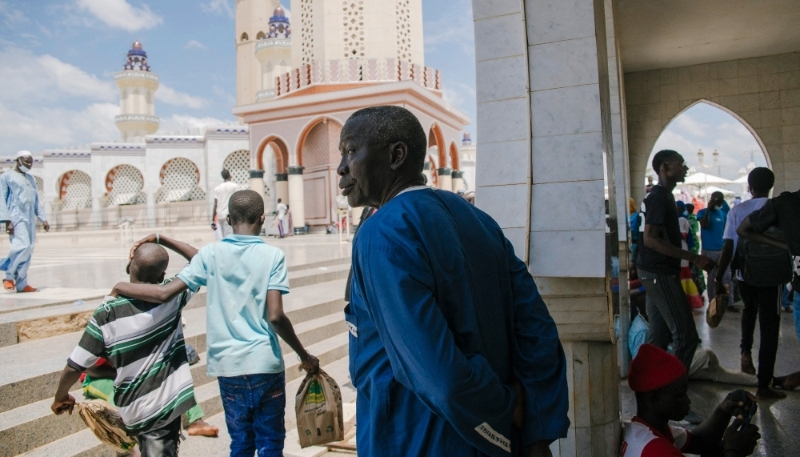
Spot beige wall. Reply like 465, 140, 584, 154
626, 52, 800, 204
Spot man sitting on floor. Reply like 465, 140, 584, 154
622, 344, 761, 457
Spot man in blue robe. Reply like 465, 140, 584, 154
0, 151, 49, 292
338, 106, 569, 457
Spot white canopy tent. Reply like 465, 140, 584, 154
696, 185, 735, 197
683, 172, 733, 186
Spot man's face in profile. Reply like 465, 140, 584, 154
337, 117, 391, 208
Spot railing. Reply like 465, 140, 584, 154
48, 201, 210, 231
272, 58, 442, 98
115, 114, 159, 124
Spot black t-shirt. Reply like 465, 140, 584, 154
748, 190, 800, 257
636, 185, 682, 275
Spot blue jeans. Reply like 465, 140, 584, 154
218, 372, 286, 457
794, 291, 800, 343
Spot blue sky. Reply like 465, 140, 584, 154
0, 0, 477, 156
649, 103, 768, 182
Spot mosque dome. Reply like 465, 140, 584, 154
268, 5, 290, 38
124, 41, 150, 71
273, 5, 285, 17
462, 131, 472, 146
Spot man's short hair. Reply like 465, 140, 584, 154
228, 190, 264, 225
686, 203, 695, 213
748, 167, 774, 193
348, 105, 427, 171
651, 150, 680, 173
221, 169, 231, 180
132, 243, 169, 283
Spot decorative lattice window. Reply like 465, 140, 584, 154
343, 1, 365, 59
300, 0, 314, 65
59, 170, 92, 210
222, 150, 251, 190
105, 164, 145, 206
156, 158, 205, 203
34, 176, 43, 196
145, 90, 152, 104
396, 0, 411, 61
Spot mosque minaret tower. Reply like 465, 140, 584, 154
114, 41, 160, 141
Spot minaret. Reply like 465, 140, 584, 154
115, 41, 159, 141
236, 0, 282, 106
254, 5, 292, 101
290, 0, 424, 69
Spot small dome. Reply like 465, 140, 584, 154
132, 41, 143, 50
273, 5, 285, 17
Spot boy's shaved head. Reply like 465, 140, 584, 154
228, 190, 264, 225
130, 243, 170, 284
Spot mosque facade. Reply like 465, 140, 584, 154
14, 0, 473, 232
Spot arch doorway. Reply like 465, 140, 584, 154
644, 101, 769, 208
156, 158, 205, 203
297, 117, 343, 226
105, 165, 145, 206
223, 150, 251, 190
58, 170, 92, 210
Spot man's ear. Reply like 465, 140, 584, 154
159, 271, 166, 283
259, 214, 266, 224
389, 141, 409, 171
227, 214, 232, 225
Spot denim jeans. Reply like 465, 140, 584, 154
218, 372, 286, 457
136, 417, 181, 457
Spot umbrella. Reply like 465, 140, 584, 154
683, 172, 733, 185
733, 175, 748, 184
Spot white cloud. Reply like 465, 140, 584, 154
443, 81, 475, 108
0, 101, 119, 154
159, 114, 234, 133
423, 3, 475, 55
185, 40, 208, 50
156, 84, 208, 109
0, 1, 28, 26
673, 113, 708, 137
76, 0, 162, 32
0, 47, 116, 104
201, 0, 234, 18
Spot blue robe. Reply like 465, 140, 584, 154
0, 170, 46, 290
347, 188, 569, 456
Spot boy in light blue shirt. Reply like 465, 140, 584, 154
113, 190, 319, 457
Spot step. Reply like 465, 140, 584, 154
19, 344, 352, 457
0, 279, 348, 415
0, 260, 350, 348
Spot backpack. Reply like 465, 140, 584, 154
738, 227, 793, 287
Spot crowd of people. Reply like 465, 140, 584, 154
622, 148, 800, 455
2, 110, 789, 457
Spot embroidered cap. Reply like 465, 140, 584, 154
628, 344, 687, 393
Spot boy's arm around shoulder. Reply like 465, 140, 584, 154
111, 278, 189, 304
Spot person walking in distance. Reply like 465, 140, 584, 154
276, 198, 287, 238
212, 169, 239, 238
637, 150, 715, 424
0, 150, 49, 292
698, 191, 734, 311
714, 168, 789, 400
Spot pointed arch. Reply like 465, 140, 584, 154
295, 116, 344, 168
428, 123, 447, 169
256, 135, 290, 174
449, 142, 460, 170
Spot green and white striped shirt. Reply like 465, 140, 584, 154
68, 280, 196, 435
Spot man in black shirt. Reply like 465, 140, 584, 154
738, 189, 800, 256
637, 150, 716, 375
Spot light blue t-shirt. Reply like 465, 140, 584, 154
177, 235, 290, 377
697, 204, 729, 251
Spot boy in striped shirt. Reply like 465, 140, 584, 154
51, 236, 200, 457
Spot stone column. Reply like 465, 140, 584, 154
275, 173, 289, 207
451, 170, 465, 192
249, 170, 265, 194
287, 166, 305, 234
437, 167, 452, 191
422, 162, 433, 186
146, 192, 156, 228
472, 0, 622, 455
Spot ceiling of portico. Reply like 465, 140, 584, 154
616, 0, 800, 72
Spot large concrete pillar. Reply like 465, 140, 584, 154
437, 167, 452, 191
249, 170, 265, 195
472, 0, 624, 455
287, 166, 305, 234
422, 162, 433, 186
452, 170, 465, 192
